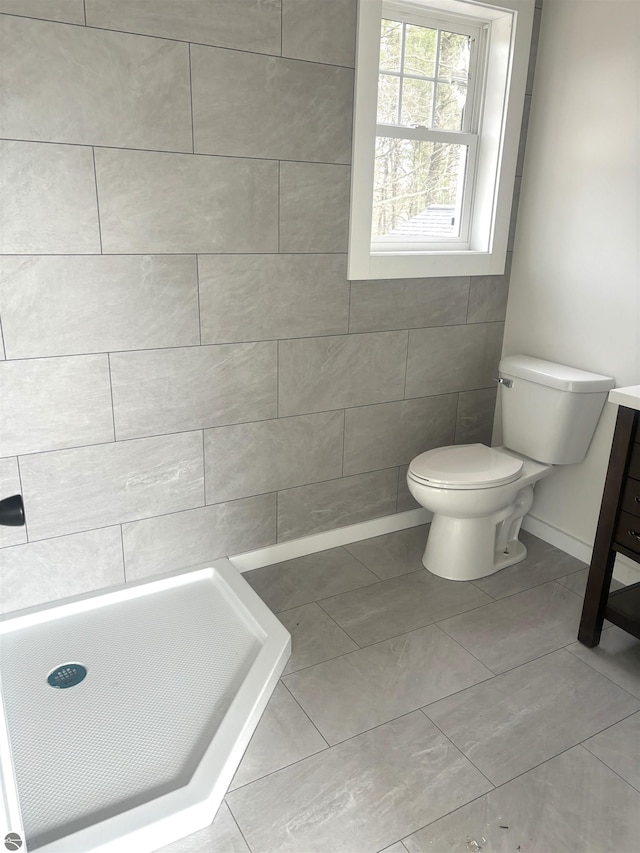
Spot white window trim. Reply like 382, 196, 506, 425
348, 0, 535, 280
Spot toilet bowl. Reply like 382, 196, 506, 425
407, 355, 615, 582
407, 445, 552, 581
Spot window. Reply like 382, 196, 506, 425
348, 0, 535, 280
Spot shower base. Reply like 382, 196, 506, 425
0, 559, 290, 852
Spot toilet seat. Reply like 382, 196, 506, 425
408, 444, 524, 490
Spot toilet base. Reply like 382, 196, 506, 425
422, 513, 529, 581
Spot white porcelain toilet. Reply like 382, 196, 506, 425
407, 355, 615, 581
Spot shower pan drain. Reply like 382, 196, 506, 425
47, 664, 87, 689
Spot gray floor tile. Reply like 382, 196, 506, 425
226, 711, 491, 853
567, 625, 640, 698
228, 683, 326, 792
584, 711, 640, 791
283, 625, 492, 744
403, 746, 640, 853
277, 603, 358, 675
244, 548, 379, 613
320, 570, 492, 647
157, 801, 249, 853
473, 531, 587, 599
438, 581, 584, 673
345, 526, 429, 580
424, 649, 640, 785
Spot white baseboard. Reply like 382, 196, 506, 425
230, 508, 431, 573
522, 515, 640, 586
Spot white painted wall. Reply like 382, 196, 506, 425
502, 0, 640, 567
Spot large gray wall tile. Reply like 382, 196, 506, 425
0, 528, 124, 614
0, 140, 100, 254
192, 46, 352, 163
20, 432, 204, 540
277, 469, 398, 541
467, 273, 509, 324
205, 412, 344, 504
85, 0, 281, 54
282, 0, 357, 67
455, 388, 497, 445
0, 1, 85, 23
279, 162, 351, 253
122, 494, 276, 580
349, 277, 470, 333
110, 343, 277, 440
0, 355, 114, 457
343, 395, 458, 476
279, 332, 407, 416
0, 16, 192, 151
0, 256, 199, 358
198, 254, 349, 344
405, 323, 504, 398
94, 148, 278, 254
397, 464, 421, 512
0, 457, 26, 548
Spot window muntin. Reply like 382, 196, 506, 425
373, 11, 483, 247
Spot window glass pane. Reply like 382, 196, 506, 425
372, 137, 468, 240
403, 23, 437, 78
438, 31, 471, 80
380, 19, 402, 72
377, 74, 400, 124
434, 81, 467, 130
400, 78, 434, 127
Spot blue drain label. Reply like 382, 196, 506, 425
47, 663, 87, 689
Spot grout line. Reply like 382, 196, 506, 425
453, 390, 462, 443
82, 0, 87, 26
106, 352, 117, 440
201, 429, 206, 506
223, 802, 253, 852
276, 160, 281, 253
0, 135, 351, 168
581, 737, 640, 794
188, 43, 195, 154
119, 524, 127, 582
340, 408, 346, 477
0, 314, 7, 360
275, 340, 280, 417
91, 147, 103, 254
195, 254, 202, 344
281, 681, 331, 748
14, 456, 30, 542
401, 329, 410, 400
419, 708, 495, 787
563, 644, 640, 702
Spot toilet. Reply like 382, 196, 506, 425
407, 355, 615, 581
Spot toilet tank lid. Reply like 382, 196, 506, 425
499, 356, 615, 393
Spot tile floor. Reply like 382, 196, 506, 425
161, 527, 640, 853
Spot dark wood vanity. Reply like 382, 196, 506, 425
579, 390, 640, 647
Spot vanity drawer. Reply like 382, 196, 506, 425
621, 478, 640, 518
615, 511, 640, 556
629, 442, 640, 480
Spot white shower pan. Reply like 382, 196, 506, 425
0, 559, 290, 852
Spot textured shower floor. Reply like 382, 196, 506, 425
0, 561, 289, 852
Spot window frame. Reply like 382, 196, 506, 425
348, 0, 535, 280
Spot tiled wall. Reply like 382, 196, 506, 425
0, 0, 540, 613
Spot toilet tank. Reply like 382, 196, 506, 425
499, 356, 615, 464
